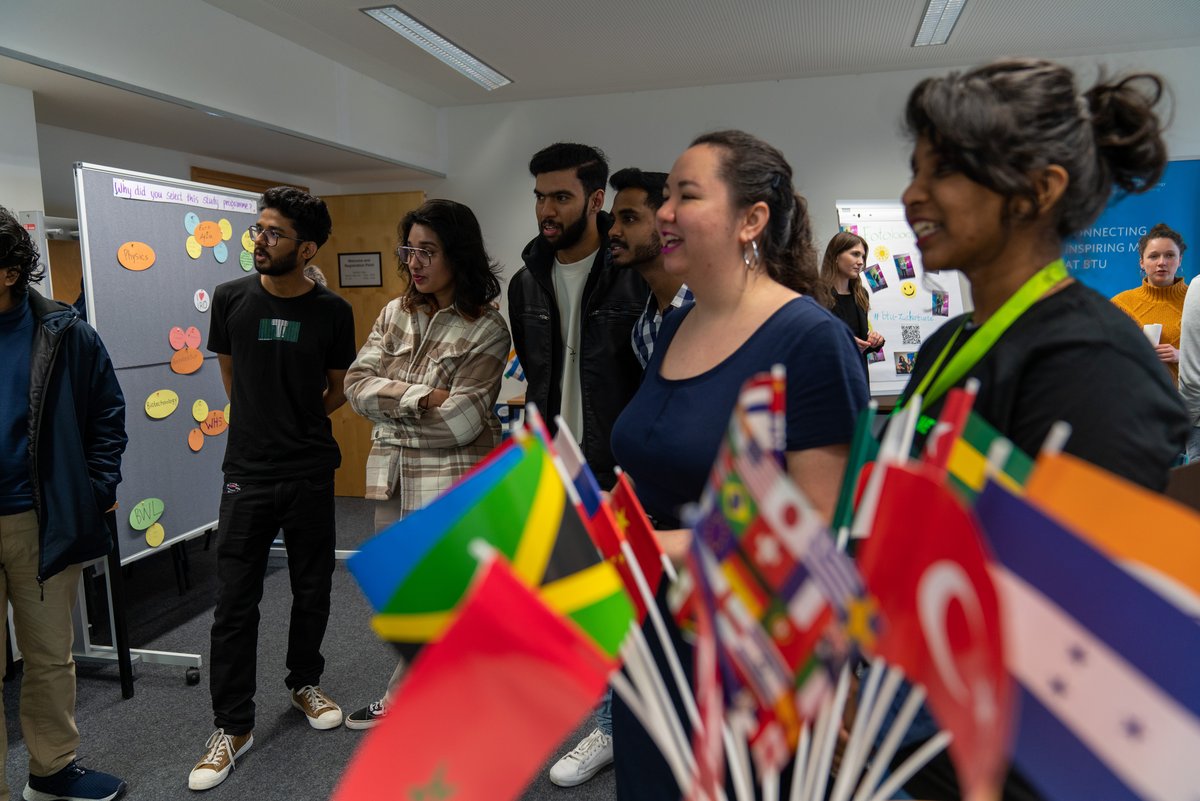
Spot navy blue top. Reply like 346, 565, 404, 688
610, 296, 869, 527
0, 294, 35, 513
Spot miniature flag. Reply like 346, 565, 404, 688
611, 470, 667, 601
552, 422, 604, 519
944, 411, 1033, 501
688, 544, 726, 801
830, 402, 879, 535
975, 481, 1200, 801
1024, 451, 1200, 603
504, 348, 525, 381
923, 385, 977, 473
856, 461, 1013, 798
332, 557, 612, 801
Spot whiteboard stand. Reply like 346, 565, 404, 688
72, 511, 202, 697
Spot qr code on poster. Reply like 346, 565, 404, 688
901, 325, 921, 346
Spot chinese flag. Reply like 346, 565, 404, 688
611, 470, 665, 598
332, 557, 613, 801
856, 462, 1013, 798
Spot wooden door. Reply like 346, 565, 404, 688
321, 191, 425, 497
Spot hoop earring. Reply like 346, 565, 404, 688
743, 240, 761, 270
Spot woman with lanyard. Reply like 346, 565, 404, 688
884, 58, 1187, 801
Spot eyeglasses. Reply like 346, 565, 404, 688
396, 245, 433, 268
247, 225, 306, 247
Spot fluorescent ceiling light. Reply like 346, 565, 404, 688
912, 0, 967, 47
362, 6, 511, 91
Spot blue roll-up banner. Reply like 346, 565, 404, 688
1065, 158, 1200, 298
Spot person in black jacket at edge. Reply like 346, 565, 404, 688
508, 142, 649, 490
0, 206, 129, 801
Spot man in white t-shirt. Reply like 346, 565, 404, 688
508, 143, 648, 490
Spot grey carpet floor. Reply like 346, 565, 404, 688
1, 498, 616, 801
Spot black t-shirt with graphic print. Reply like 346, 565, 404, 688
208, 274, 356, 481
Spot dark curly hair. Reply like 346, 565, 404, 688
1137, 222, 1187, 259
904, 58, 1169, 238
0, 206, 44, 295
528, 143, 609, 197
260, 186, 332, 247
690, 130, 826, 306
610, 168, 668, 210
398, 199, 501, 320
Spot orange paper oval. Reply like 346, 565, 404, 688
187, 428, 204, 452
194, 220, 222, 247
201, 410, 227, 436
118, 241, 156, 271
170, 347, 203, 375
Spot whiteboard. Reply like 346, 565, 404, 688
75, 163, 261, 564
835, 200, 970, 396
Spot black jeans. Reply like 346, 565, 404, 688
209, 476, 336, 735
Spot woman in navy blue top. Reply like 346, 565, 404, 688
608, 130, 868, 800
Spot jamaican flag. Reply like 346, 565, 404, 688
348, 434, 634, 659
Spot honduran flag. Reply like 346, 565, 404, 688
974, 482, 1200, 801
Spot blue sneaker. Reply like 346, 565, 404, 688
23, 760, 127, 801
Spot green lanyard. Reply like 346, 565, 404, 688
898, 259, 1070, 426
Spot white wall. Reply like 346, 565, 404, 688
35, 124, 344, 218
0, 83, 45, 214
2, 0, 446, 175
420, 45, 1200, 288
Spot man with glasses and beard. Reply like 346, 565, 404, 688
189, 187, 356, 792
508, 143, 647, 489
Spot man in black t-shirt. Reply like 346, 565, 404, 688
189, 187, 356, 792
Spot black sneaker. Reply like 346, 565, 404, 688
23, 760, 127, 801
344, 698, 388, 730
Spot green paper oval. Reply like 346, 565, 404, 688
129, 498, 165, 531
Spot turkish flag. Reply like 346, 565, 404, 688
332, 557, 612, 801
856, 462, 1013, 797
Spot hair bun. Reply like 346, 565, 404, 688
1084, 73, 1169, 193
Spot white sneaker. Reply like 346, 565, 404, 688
290, 685, 343, 729
549, 728, 613, 787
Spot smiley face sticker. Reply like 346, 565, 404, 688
900, 281, 917, 298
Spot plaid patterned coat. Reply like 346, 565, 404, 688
345, 298, 510, 515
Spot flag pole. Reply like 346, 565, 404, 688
802, 664, 851, 801
786, 723, 811, 801
848, 682, 927, 801
865, 731, 952, 801
1039, 420, 1073, 458
827, 659, 887, 801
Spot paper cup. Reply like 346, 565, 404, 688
1144, 323, 1163, 346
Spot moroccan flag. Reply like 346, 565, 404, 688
348, 434, 634, 658
611, 469, 667, 599
856, 461, 1013, 798
332, 557, 612, 801
974, 482, 1200, 801
944, 411, 1033, 501
1024, 451, 1200, 602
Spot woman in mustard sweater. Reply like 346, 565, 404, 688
1111, 222, 1188, 382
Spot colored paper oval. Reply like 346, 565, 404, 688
117, 241, 156, 272
168, 326, 187, 350
201, 410, 227, 436
194, 220, 222, 248
224, 403, 231, 424
129, 498, 164, 531
184, 326, 202, 350
144, 389, 179, 420
213, 242, 228, 264
187, 428, 205, 452
239, 250, 254, 272
194, 288, 210, 313
145, 523, 165, 548
219, 219, 233, 240
192, 399, 209, 422
186, 237, 202, 259
241, 229, 254, 252
184, 212, 200, 234
170, 347, 203, 375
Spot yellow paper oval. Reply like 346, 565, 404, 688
145, 522, 165, 548
118, 241, 156, 271
144, 389, 179, 420
186, 237, 202, 259
241, 229, 254, 252
192, 399, 209, 422
129, 498, 164, 531
194, 220, 222, 248
224, 403, 231, 425
201, 410, 228, 436
187, 428, 205, 452
219, 219, 233, 240
171, 347, 203, 375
